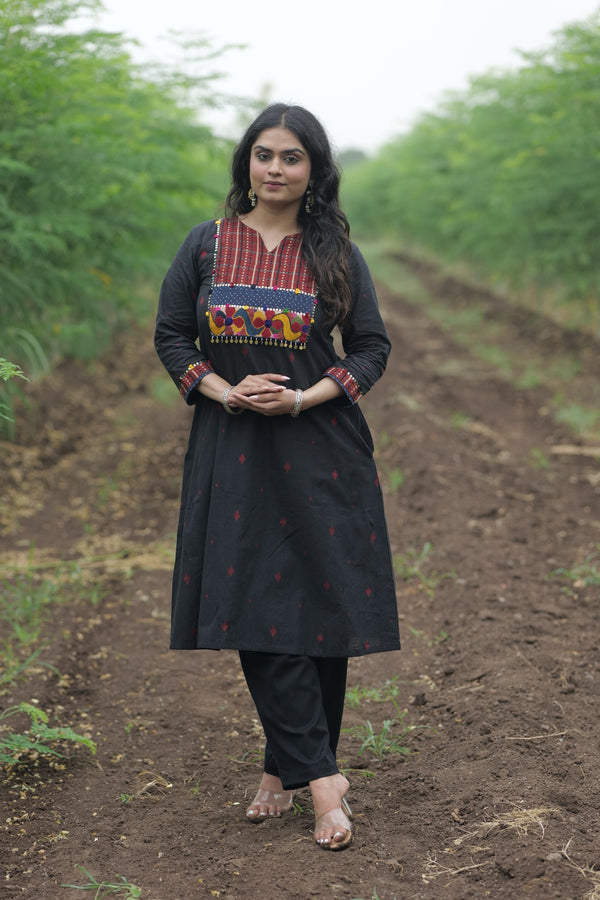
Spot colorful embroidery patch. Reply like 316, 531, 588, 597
207, 219, 318, 350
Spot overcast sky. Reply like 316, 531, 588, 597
87, 0, 599, 152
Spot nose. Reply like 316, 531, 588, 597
267, 156, 282, 175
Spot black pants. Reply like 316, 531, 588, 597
238, 651, 348, 790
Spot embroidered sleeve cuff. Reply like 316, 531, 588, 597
324, 366, 363, 405
179, 361, 214, 401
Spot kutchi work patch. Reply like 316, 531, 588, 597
207, 218, 318, 350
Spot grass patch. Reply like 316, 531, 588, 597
393, 542, 456, 597
344, 708, 425, 764
549, 547, 600, 603
552, 401, 600, 439
345, 677, 401, 709
408, 626, 449, 647
0, 557, 105, 687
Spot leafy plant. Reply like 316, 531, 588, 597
62, 865, 141, 898
344, 707, 423, 764
393, 542, 455, 596
0, 0, 233, 436
408, 626, 449, 647
345, 677, 400, 709
549, 547, 600, 602
0, 702, 96, 765
553, 402, 600, 438
0, 558, 105, 685
0, 355, 29, 436
529, 447, 550, 469
344, 12, 600, 332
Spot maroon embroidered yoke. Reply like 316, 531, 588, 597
155, 218, 400, 657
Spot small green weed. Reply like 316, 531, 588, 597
0, 702, 96, 765
0, 557, 105, 685
386, 467, 405, 492
345, 677, 400, 709
549, 547, 600, 602
344, 708, 422, 764
450, 411, 473, 429
515, 366, 543, 389
529, 447, 550, 469
553, 401, 600, 438
393, 542, 455, 596
408, 626, 449, 647
62, 865, 141, 897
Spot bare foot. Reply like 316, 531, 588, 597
310, 774, 353, 849
246, 773, 294, 822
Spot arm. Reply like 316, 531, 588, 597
322, 244, 391, 405
154, 222, 216, 404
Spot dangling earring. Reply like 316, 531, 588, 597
248, 188, 257, 208
305, 181, 314, 214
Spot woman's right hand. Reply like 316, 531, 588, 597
227, 374, 289, 410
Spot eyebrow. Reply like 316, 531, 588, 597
253, 144, 306, 156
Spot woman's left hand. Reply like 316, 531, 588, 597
228, 386, 297, 417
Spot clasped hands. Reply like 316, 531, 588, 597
227, 374, 297, 416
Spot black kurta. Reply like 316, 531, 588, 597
155, 218, 400, 657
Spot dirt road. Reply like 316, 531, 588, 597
1, 261, 599, 899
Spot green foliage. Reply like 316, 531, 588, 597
343, 12, 600, 329
0, 354, 29, 432
393, 542, 456, 596
408, 627, 449, 647
0, 557, 105, 686
529, 447, 550, 469
550, 546, 600, 602
552, 401, 600, 437
345, 677, 400, 709
62, 865, 141, 898
344, 709, 421, 764
0, 702, 96, 765
0, 0, 231, 388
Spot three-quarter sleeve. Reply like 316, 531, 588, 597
323, 244, 391, 405
154, 221, 216, 404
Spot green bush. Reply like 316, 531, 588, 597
344, 12, 600, 328
0, 0, 231, 371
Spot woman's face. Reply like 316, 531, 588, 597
249, 126, 311, 212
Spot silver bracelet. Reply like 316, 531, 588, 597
222, 387, 243, 415
290, 388, 303, 418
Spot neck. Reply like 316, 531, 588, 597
242, 201, 302, 235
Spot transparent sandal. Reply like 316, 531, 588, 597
246, 788, 295, 822
314, 797, 353, 850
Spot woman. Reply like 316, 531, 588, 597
155, 104, 400, 850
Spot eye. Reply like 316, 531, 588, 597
256, 152, 270, 161
285, 156, 300, 164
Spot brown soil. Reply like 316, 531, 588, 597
1, 264, 600, 900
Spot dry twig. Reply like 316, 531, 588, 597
560, 839, 600, 900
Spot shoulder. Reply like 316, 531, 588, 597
184, 219, 219, 247
348, 241, 374, 280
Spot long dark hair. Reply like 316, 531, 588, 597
225, 104, 353, 328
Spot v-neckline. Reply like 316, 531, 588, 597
237, 217, 302, 254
